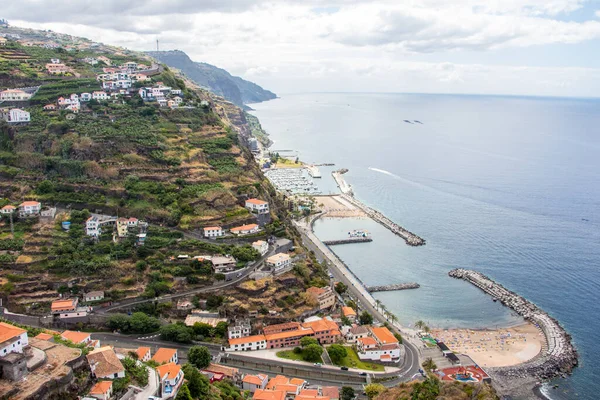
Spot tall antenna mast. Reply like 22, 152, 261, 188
156, 39, 159, 51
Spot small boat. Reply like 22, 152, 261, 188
414, 120, 423, 124
403, 120, 413, 124
492, 298, 498, 302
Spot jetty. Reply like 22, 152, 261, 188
448, 268, 578, 381
366, 283, 420, 292
323, 237, 372, 245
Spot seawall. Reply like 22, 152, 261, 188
448, 268, 578, 382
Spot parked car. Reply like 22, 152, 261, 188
341, 366, 349, 371
313, 362, 322, 367
359, 372, 367, 376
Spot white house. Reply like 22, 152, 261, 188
245, 198, 269, 214
1, 205, 16, 214
88, 381, 113, 400
86, 347, 125, 379
357, 327, 401, 362
252, 240, 268, 256
86, 216, 101, 237
228, 320, 251, 339
18, 201, 41, 217
211, 256, 237, 273
5, 108, 30, 123
152, 348, 178, 365
50, 58, 61, 64
0, 322, 29, 357
84, 291, 105, 302
170, 89, 182, 95
345, 325, 369, 343
80, 92, 92, 102
156, 363, 184, 399
92, 91, 108, 100
265, 253, 292, 272
242, 374, 268, 393
0, 89, 32, 101
226, 334, 267, 352
136, 347, 151, 362
203, 226, 223, 238
230, 223, 259, 236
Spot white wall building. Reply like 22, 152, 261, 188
245, 198, 269, 214
226, 334, 267, 352
18, 201, 41, 217
0, 322, 29, 357
252, 240, 268, 256
266, 253, 292, 272
6, 108, 30, 123
203, 226, 223, 238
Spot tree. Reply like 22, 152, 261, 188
411, 377, 440, 400
160, 323, 193, 343
188, 346, 211, 369
175, 383, 193, 400
129, 312, 160, 333
364, 383, 385, 399
214, 321, 228, 338
414, 320, 426, 330
341, 316, 352, 326
300, 336, 319, 347
422, 357, 437, 372
359, 311, 373, 325
335, 282, 347, 294
302, 344, 323, 362
341, 386, 355, 400
192, 322, 212, 337
107, 314, 130, 332
327, 344, 348, 364
375, 299, 381, 311
182, 363, 210, 399
346, 300, 357, 311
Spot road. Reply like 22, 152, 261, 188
293, 216, 422, 384
96, 245, 276, 314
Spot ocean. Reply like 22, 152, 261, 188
250, 93, 600, 399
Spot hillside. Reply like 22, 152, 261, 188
0, 26, 325, 320
146, 50, 276, 108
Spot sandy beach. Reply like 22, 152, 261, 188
430, 323, 544, 368
315, 195, 366, 218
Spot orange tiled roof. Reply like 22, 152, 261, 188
35, 332, 54, 341
306, 287, 326, 296
342, 306, 357, 316
152, 348, 177, 364
203, 226, 221, 231
321, 386, 339, 400
265, 328, 311, 341
89, 381, 112, 395
1, 205, 15, 210
302, 318, 339, 334
0, 322, 26, 344
156, 362, 181, 380
61, 330, 90, 344
273, 384, 298, 394
296, 396, 329, 400
253, 389, 286, 400
357, 337, 377, 346
20, 201, 40, 207
299, 389, 319, 396
289, 378, 305, 386
243, 374, 266, 386
380, 354, 392, 360
86, 347, 124, 378
246, 198, 267, 205
370, 326, 398, 344
263, 322, 300, 334
51, 299, 76, 311
266, 375, 289, 389
229, 334, 266, 346
136, 347, 150, 360
231, 223, 258, 232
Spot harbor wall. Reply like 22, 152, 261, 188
448, 269, 578, 381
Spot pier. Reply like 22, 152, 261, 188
323, 237, 373, 245
366, 283, 420, 292
448, 268, 578, 381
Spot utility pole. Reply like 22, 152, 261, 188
9, 212, 14, 238
156, 39, 159, 51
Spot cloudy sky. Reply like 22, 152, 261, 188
4, 0, 600, 97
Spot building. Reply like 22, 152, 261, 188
184, 311, 227, 327
61, 330, 92, 345
245, 199, 270, 214
2, 108, 30, 124
92, 91, 108, 100
34, 332, 54, 341
1, 205, 16, 214
136, 347, 151, 362
86, 216, 102, 237
84, 291, 105, 302
263, 318, 341, 350
156, 362, 184, 399
306, 287, 336, 310
203, 226, 223, 238
46, 63, 69, 74
230, 223, 259, 235
43, 104, 57, 111
88, 381, 113, 400
302, 318, 341, 345
341, 307, 357, 323
0, 322, 28, 356
321, 387, 340, 400
51, 298, 78, 314
243, 373, 269, 393
228, 320, 251, 339
18, 201, 41, 217
87, 347, 125, 379
226, 334, 267, 352
152, 348, 178, 365
253, 389, 286, 400
274, 238, 293, 254
116, 218, 129, 237
357, 326, 401, 362
265, 253, 292, 273
211, 255, 237, 273
252, 240, 269, 256
0, 89, 33, 101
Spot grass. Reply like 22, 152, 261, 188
276, 350, 323, 364
334, 347, 385, 371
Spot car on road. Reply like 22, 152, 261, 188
237, 272, 242, 278
313, 362, 322, 367
358, 372, 367, 376
340, 366, 349, 371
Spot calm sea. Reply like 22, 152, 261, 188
251, 93, 600, 399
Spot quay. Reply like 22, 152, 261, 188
366, 283, 420, 292
323, 237, 373, 245
448, 269, 578, 381
331, 168, 425, 246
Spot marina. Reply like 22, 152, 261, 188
306, 165, 322, 178
264, 167, 321, 194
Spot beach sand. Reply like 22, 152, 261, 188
430, 323, 544, 368
315, 195, 366, 218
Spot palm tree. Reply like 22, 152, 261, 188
415, 320, 426, 330
389, 313, 398, 326
375, 299, 381, 311
379, 304, 387, 319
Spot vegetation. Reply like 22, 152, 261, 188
182, 364, 211, 399
359, 310, 374, 325
327, 344, 348, 363
372, 377, 499, 400
332, 346, 384, 372
188, 346, 212, 369
106, 312, 160, 334
365, 383, 386, 399
341, 386, 355, 400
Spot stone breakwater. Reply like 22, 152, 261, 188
448, 268, 578, 381
366, 283, 420, 292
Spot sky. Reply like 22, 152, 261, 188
4, 0, 600, 97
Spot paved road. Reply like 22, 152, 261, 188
133, 363, 159, 400
96, 246, 276, 314
293, 217, 422, 384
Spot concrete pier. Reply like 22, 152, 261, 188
331, 169, 426, 247
366, 283, 420, 292
448, 268, 578, 382
323, 237, 373, 245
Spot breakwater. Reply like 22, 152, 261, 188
331, 168, 426, 246
448, 268, 578, 381
366, 283, 420, 292
323, 237, 373, 245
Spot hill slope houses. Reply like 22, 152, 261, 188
0, 27, 294, 313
